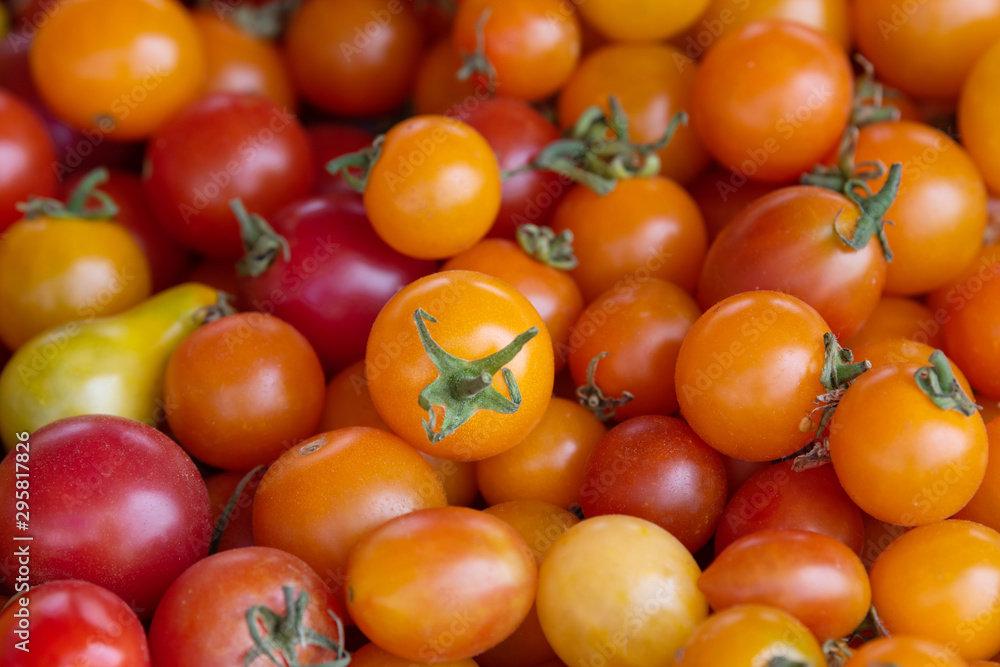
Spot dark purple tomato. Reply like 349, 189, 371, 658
237, 193, 437, 374
143, 93, 315, 259
0, 580, 151, 667
459, 97, 566, 239
0, 88, 57, 233
579, 415, 727, 553
715, 459, 865, 557
308, 123, 376, 197
0, 415, 211, 619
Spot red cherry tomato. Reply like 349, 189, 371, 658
308, 124, 375, 197
0, 89, 56, 233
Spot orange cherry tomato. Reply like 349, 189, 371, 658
349, 643, 477, 667
443, 237, 585, 373
578, 0, 710, 42
163, 313, 326, 470
692, 20, 853, 183
954, 417, 1000, 532
476, 396, 606, 509
961, 37, 1000, 194
452, 0, 580, 102
843, 296, 944, 350
829, 362, 988, 526
853, 0, 1000, 100
941, 245, 1000, 396
361, 116, 502, 260
852, 338, 974, 397
478, 501, 579, 667
284, 0, 424, 117
413, 38, 483, 116
30, 0, 206, 141
320, 360, 479, 507
854, 122, 987, 296
675, 291, 831, 461
844, 637, 968, 667
871, 520, 1000, 661
346, 506, 537, 662
366, 271, 554, 461
677, 604, 826, 667
551, 179, 708, 301
558, 43, 710, 185
699, 529, 871, 641
252, 428, 447, 614
568, 278, 701, 421
191, 10, 295, 112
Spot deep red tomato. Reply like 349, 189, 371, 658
715, 460, 865, 557
205, 469, 264, 553
149, 547, 348, 667
686, 165, 784, 241
0, 89, 56, 232
0, 580, 150, 667
459, 97, 566, 239
700, 529, 871, 641
692, 20, 853, 183
308, 124, 375, 197
144, 93, 314, 259
580, 415, 727, 553
236, 193, 435, 375
0, 416, 211, 619
346, 506, 537, 662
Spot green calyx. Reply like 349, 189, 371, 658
516, 224, 578, 271
195, 291, 240, 325
766, 658, 809, 667
914, 350, 981, 416
507, 96, 687, 195
576, 352, 634, 422
17, 167, 119, 221
820, 332, 871, 392
456, 8, 498, 94
200, 0, 301, 39
232, 198, 291, 278
325, 135, 384, 194
243, 586, 350, 667
851, 54, 905, 128
414, 309, 538, 444
801, 126, 888, 193
833, 161, 903, 262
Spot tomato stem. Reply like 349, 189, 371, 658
197, 0, 302, 40
801, 127, 888, 193
834, 161, 902, 261
414, 308, 538, 444
208, 465, 265, 556
575, 352, 634, 422
195, 292, 240, 324
914, 350, 981, 416
851, 54, 904, 128
16, 167, 120, 221
232, 198, 291, 278
325, 135, 384, 193
456, 8, 498, 94
243, 586, 351, 667
516, 224, 578, 270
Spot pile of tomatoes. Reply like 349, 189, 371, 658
1, 0, 1000, 665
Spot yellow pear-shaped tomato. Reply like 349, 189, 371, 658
0, 283, 219, 450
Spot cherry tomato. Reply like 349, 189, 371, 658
961, 37, 1000, 194
955, 417, 1000, 532
577, 0, 710, 41
675, 291, 831, 461
191, 10, 295, 112
859, 512, 910, 570
551, 178, 708, 301
413, 38, 482, 116
715, 460, 865, 557
308, 124, 376, 197
0, 580, 150, 667
366, 271, 554, 461
537, 515, 708, 667
558, 43, 710, 185
284, 0, 424, 116
30, 0, 206, 141
149, 547, 347, 667
829, 361, 988, 525
443, 237, 584, 373
459, 97, 566, 239
871, 520, 1000, 661
164, 313, 326, 470
350, 643, 478, 667
942, 246, 1000, 396
686, 165, 783, 241
205, 469, 264, 553
852, 0, 1000, 100
144, 93, 315, 259
721, 456, 771, 499
253, 428, 446, 614
475, 396, 606, 509
843, 296, 945, 350
580, 415, 726, 553
318, 360, 479, 507
680, 0, 851, 54
478, 501, 579, 667
852, 338, 974, 397
0, 89, 56, 233
692, 20, 853, 183
236, 193, 435, 375
677, 604, 826, 667
568, 278, 701, 420
854, 122, 987, 296
347, 506, 537, 662
698, 184, 889, 340
980, 394, 1000, 424
700, 529, 870, 640
0, 416, 211, 618
452, 0, 581, 102
844, 637, 968, 667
